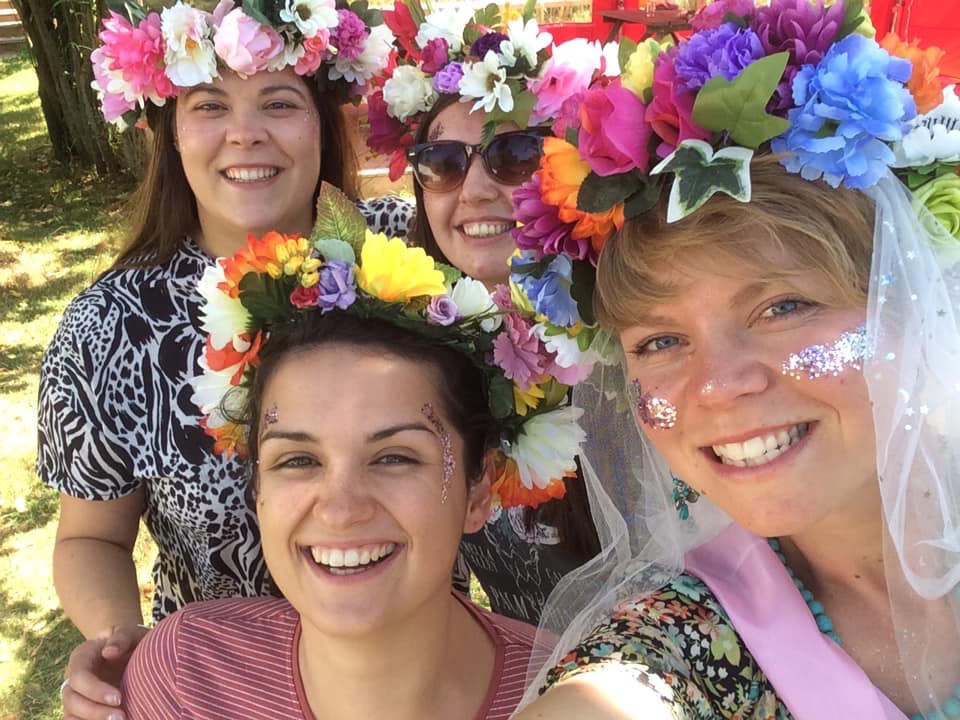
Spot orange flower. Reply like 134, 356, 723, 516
880, 33, 945, 114
204, 330, 264, 386
218, 232, 300, 298
200, 417, 248, 459
490, 452, 568, 509
539, 137, 626, 247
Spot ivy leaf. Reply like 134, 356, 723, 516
241, 0, 272, 26
618, 36, 638, 73
569, 260, 597, 326
314, 238, 355, 264
836, 0, 865, 40
577, 170, 643, 213
487, 89, 536, 131
692, 52, 791, 149
311, 181, 367, 253
650, 140, 753, 223
488, 374, 516, 420
472, 3, 501, 29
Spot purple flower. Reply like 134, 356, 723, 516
471, 32, 507, 60
421, 37, 449, 74
754, 0, 844, 110
425, 294, 459, 325
432, 62, 464, 94
513, 176, 597, 265
674, 23, 765, 92
771, 34, 916, 189
690, 0, 756, 31
317, 261, 357, 313
331, 9, 367, 61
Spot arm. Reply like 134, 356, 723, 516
511, 671, 677, 720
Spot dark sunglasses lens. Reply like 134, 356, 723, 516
486, 134, 544, 184
413, 144, 467, 192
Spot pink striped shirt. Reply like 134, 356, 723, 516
122, 593, 534, 719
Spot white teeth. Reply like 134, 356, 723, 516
224, 167, 279, 182
711, 423, 809, 467
462, 221, 513, 238
309, 542, 397, 570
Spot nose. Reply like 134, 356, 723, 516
225, 107, 268, 146
691, 331, 773, 408
310, 466, 376, 529
459, 150, 500, 202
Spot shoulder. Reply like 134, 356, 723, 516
355, 195, 415, 239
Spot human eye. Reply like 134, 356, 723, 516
629, 335, 683, 357
373, 453, 419, 467
191, 100, 227, 113
264, 454, 318, 472
757, 297, 817, 321
264, 99, 298, 111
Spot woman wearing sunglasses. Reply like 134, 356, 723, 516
366, 4, 621, 625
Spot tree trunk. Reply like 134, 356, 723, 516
10, 0, 145, 176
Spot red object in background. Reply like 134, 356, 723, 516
543, 0, 649, 44
872, 0, 960, 83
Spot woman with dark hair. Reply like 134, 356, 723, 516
366, 4, 613, 624
40, 3, 404, 718
116, 196, 590, 718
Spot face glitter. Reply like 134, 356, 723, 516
264, 404, 279, 425
421, 403, 455, 503
630, 380, 678, 430
781, 325, 869, 381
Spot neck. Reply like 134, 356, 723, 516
193, 216, 314, 259
297, 593, 494, 720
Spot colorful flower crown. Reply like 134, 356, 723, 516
92, 0, 393, 129
510, 0, 960, 334
189, 182, 596, 508
365, 0, 622, 179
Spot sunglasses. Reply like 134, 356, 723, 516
406, 130, 546, 193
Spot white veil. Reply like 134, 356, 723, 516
520, 169, 960, 714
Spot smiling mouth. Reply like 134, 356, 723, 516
222, 167, 279, 183
308, 542, 398, 576
709, 422, 811, 467
461, 221, 514, 239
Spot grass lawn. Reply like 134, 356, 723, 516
0, 51, 155, 719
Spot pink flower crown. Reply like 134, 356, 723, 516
365, 0, 622, 180
91, 0, 393, 129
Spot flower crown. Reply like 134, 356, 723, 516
92, 0, 392, 129
509, 0, 960, 334
190, 182, 596, 508
365, 0, 621, 180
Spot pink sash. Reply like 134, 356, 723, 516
684, 524, 905, 719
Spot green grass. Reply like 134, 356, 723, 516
0, 50, 155, 720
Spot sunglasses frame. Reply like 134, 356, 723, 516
406, 129, 548, 193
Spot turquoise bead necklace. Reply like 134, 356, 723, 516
768, 538, 960, 720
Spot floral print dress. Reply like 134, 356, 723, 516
542, 573, 793, 719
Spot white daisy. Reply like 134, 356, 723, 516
279, 0, 339, 39
498, 18, 551, 69
509, 406, 585, 490
459, 50, 513, 114
415, 6, 473, 53
196, 264, 250, 350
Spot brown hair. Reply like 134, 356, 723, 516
111, 80, 360, 270
595, 154, 877, 332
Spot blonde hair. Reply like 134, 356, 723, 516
595, 155, 876, 331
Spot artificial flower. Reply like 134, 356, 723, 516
528, 38, 604, 125
197, 263, 250, 349
295, 30, 332, 75
433, 61, 464, 93
511, 253, 579, 328
357, 233, 446, 302
621, 38, 666, 100
328, 23, 393, 85
420, 38, 450, 74
471, 32, 508, 61
279, 0, 339, 40
449, 277, 499, 328
415, 6, 473, 53
383, 64, 437, 121
880, 32, 945, 114
535, 324, 593, 371
893, 87, 960, 166
331, 9, 367, 61
914, 173, 960, 244
290, 285, 321, 308
383, 0, 420, 60
772, 34, 916, 189
513, 381, 545, 416
366, 91, 410, 155
200, 414, 249, 458
754, 0, 844, 111
491, 454, 567, 508
161, 1, 217, 87
690, 0, 756, 31
674, 23, 764, 92
213, 7, 284, 78
498, 18, 551, 70
459, 50, 513, 113
492, 312, 546, 391
578, 81, 652, 176
509, 405, 585, 495
317, 261, 357, 312
425, 295, 459, 325
513, 174, 594, 263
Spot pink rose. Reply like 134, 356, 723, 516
550, 93, 584, 138
530, 65, 595, 127
295, 30, 331, 75
289, 285, 321, 308
577, 82, 652, 176
214, 8, 284, 78
645, 50, 711, 159
420, 38, 449, 75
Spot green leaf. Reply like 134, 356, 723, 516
472, 3, 501, 29
721, 10, 749, 29
311, 181, 367, 253
487, 90, 536, 131
522, 0, 537, 22
241, 0, 272, 26
692, 52, 791, 149
107, 0, 146, 22
577, 171, 643, 214
565, 127, 579, 147
435, 261, 462, 288
650, 140, 753, 223
618, 36, 638, 74
837, 0, 865, 40
238, 273, 298, 325
481, 120, 496, 148
569, 260, 597, 326
314, 238, 355, 264
541, 379, 569, 406
623, 176, 663, 218
488, 375, 516, 420
406, 0, 427, 27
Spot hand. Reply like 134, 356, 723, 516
62, 624, 150, 720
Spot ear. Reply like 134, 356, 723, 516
462, 449, 496, 534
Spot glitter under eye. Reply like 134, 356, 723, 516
630, 379, 678, 430
421, 403, 455, 503
781, 325, 870, 381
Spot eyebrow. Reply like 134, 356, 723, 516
632, 281, 779, 328
181, 84, 308, 100
259, 422, 436, 445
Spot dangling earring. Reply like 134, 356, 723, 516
671, 475, 699, 521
